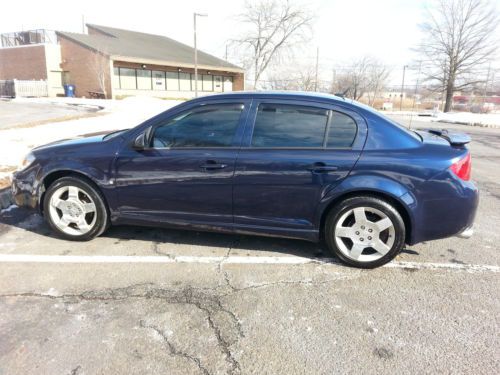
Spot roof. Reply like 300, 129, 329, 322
193, 90, 351, 104
189, 90, 385, 117
56, 24, 243, 73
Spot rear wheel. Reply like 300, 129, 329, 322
43, 176, 109, 241
324, 196, 406, 268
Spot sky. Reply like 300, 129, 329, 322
1, 0, 499, 86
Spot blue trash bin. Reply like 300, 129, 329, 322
63, 84, 75, 97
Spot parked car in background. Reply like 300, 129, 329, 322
11, 92, 478, 268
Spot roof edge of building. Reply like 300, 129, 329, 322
84, 23, 244, 71
85, 24, 117, 38
56, 31, 110, 56
111, 55, 245, 73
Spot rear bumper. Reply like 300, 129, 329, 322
456, 226, 474, 239
410, 177, 479, 244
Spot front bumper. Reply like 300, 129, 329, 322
11, 169, 41, 210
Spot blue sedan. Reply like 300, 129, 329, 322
11, 92, 478, 268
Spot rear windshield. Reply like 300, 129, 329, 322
351, 99, 422, 141
378, 113, 422, 141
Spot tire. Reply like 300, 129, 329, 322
324, 196, 406, 269
43, 176, 109, 241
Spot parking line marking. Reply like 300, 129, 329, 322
0, 254, 497, 272
386, 261, 499, 272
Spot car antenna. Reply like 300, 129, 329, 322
334, 88, 350, 100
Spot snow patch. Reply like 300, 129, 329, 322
433, 112, 500, 127
0, 204, 17, 214
0, 98, 183, 168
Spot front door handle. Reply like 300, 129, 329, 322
200, 160, 228, 170
308, 162, 339, 173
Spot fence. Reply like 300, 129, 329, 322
0, 79, 48, 98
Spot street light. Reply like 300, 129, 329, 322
400, 65, 408, 111
194, 12, 208, 98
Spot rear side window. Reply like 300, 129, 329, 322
251, 104, 329, 148
152, 103, 243, 148
327, 111, 357, 148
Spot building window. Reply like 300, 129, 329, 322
114, 67, 232, 93
152, 70, 166, 91
202, 74, 213, 91
190, 73, 204, 92
179, 72, 191, 91
223, 76, 233, 92
113, 67, 120, 89
166, 71, 179, 91
214, 76, 223, 92
137, 69, 152, 90
119, 68, 137, 89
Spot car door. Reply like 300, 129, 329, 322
114, 100, 250, 225
233, 99, 366, 231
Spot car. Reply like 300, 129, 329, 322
11, 92, 478, 268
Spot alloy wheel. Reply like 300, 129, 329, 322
334, 206, 395, 262
48, 185, 97, 236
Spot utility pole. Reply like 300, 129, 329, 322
409, 61, 423, 130
483, 62, 491, 108
330, 68, 336, 94
225, 44, 228, 61
490, 70, 496, 95
193, 12, 208, 98
314, 47, 319, 92
400, 65, 408, 111
82, 15, 85, 34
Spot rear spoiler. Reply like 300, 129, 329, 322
426, 129, 471, 146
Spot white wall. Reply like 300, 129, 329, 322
44, 44, 64, 97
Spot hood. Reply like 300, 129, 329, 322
33, 130, 122, 151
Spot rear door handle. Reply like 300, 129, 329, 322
200, 160, 227, 170
308, 163, 339, 173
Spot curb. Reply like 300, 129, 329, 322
0, 186, 14, 211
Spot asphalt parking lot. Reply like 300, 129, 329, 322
0, 100, 99, 130
0, 116, 499, 374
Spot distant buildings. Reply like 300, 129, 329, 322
0, 25, 244, 99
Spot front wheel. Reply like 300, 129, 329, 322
43, 176, 109, 241
324, 196, 406, 268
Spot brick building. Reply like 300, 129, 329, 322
0, 30, 65, 97
0, 25, 245, 99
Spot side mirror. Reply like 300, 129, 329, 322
133, 133, 146, 150
132, 126, 152, 150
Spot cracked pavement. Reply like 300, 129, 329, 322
0, 118, 499, 374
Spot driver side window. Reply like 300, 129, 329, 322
152, 103, 244, 148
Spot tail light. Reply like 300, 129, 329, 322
450, 153, 471, 181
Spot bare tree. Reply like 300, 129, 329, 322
417, 0, 499, 112
365, 62, 391, 106
331, 57, 390, 104
267, 64, 318, 91
233, 0, 313, 89
88, 49, 110, 98
334, 57, 370, 100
